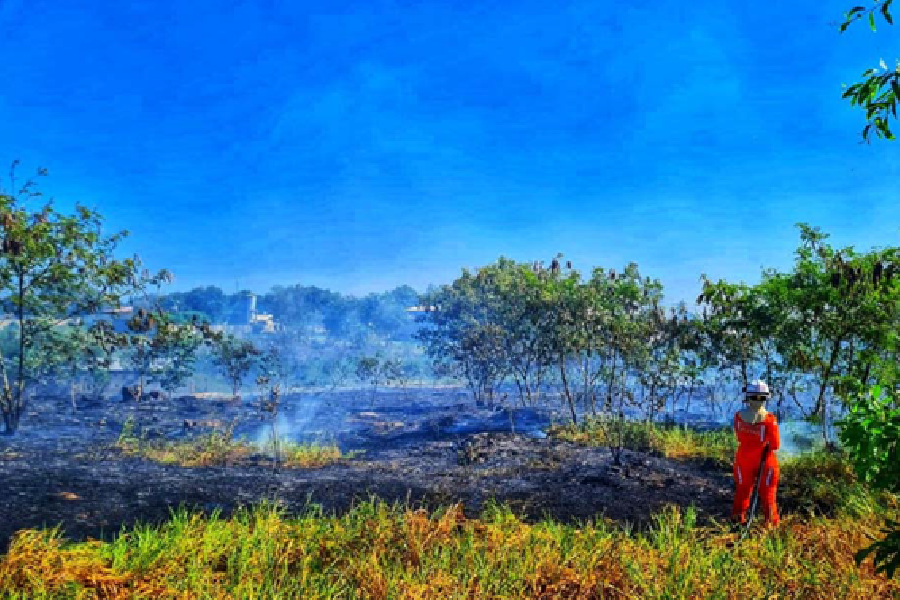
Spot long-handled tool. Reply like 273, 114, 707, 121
739, 443, 771, 542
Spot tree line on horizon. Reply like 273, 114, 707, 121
152, 283, 421, 340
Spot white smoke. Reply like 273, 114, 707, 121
247, 394, 334, 453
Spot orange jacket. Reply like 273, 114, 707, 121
733, 412, 780, 468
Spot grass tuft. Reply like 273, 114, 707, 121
113, 418, 359, 469
548, 417, 737, 465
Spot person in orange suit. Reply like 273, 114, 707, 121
732, 380, 781, 527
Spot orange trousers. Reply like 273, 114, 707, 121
732, 454, 779, 526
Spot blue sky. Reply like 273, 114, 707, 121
1, 0, 898, 305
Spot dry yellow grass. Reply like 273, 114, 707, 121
0, 493, 896, 599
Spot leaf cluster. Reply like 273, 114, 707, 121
839, 2, 899, 141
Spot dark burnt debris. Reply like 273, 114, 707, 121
0, 389, 737, 552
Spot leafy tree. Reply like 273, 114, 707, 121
429, 360, 456, 388
119, 307, 209, 397
322, 355, 355, 391
583, 263, 662, 463
379, 356, 413, 399
758, 227, 900, 443
31, 322, 111, 413
839, 1, 898, 141
539, 262, 588, 423
0, 163, 161, 434
255, 345, 284, 470
478, 257, 558, 406
695, 278, 762, 390
151, 316, 210, 395
356, 355, 382, 404
211, 334, 261, 398
416, 268, 510, 404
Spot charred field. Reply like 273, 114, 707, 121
0, 387, 738, 553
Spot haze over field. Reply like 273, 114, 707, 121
1, 0, 898, 304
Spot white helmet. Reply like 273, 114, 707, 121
744, 380, 770, 398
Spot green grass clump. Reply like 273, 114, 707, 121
260, 437, 365, 468
779, 451, 899, 520
548, 417, 737, 464
114, 417, 254, 467
114, 419, 359, 469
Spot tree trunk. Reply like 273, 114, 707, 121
513, 376, 525, 406
0, 337, 16, 434
684, 381, 694, 427
272, 406, 279, 473
16, 272, 25, 419
814, 339, 842, 419
583, 352, 592, 416
605, 350, 617, 414
559, 355, 577, 425
524, 361, 533, 406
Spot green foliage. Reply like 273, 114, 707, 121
749, 224, 900, 432
355, 355, 380, 386
211, 334, 261, 397
839, 1, 899, 141
857, 521, 900, 579
355, 354, 409, 401
0, 162, 164, 433
159, 286, 226, 322
838, 384, 900, 490
415, 264, 515, 402
114, 307, 214, 395
838, 384, 900, 577
28, 322, 113, 409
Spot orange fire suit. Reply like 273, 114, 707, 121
732, 412, 780, 526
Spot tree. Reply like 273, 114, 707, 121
839, 1, 899, 141
695, 278, 762, 390
581, 263, 662, 464
211, 334, 261, 398
756, 226, 900, 444
151, 315, 210, 395
322, 355, 355, 391
416, 268, 510, 404
356, 355, 383, 404
31, 322, 112, 414
0, 163, 162, 434
381, 357, 413, 398
116, 305, 211, 398
256, 345, 283, 472
539, 262, 588, 423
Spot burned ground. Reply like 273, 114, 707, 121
0, 389, 740, 552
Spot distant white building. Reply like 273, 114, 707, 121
405, 306, 436, 320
